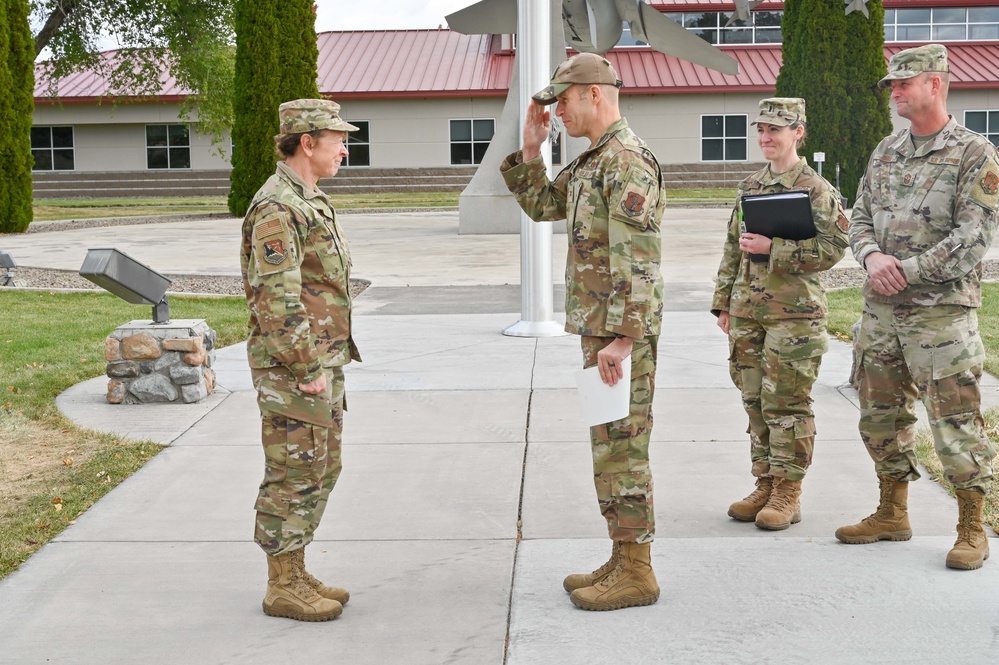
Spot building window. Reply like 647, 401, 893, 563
345, 121, 370, 167
966, 111, 999, 146
31, 126, 75, 171
146, 124, 191, 169
885, 7, 999, 41
450, 118, 494, 165
658, 11, 783, 45
701, 115, 747, 162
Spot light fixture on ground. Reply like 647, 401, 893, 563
79, 248, 172, 324
0, 251, 25, 287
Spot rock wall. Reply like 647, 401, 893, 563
104, 319, 217, 404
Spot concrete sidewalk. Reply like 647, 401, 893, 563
1, 210, 997, 664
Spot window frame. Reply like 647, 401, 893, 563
449, 118, 496, 166
700, 113, 748, 163
145, 123, 192, 170
965, 110, 999, 147
31, 125, 76, 171
343, 120, 370, 167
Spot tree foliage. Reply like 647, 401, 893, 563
1, 0, 35, 233
776, 0, 893, 204
31, 0, 236, 144
227, 0, 320, 216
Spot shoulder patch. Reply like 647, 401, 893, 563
612, 162, 658, 229
251, 212, 297, 276
969, 155, 999, 211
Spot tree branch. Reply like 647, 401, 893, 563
34, 0, 82, 55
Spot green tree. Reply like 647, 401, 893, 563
1, 0, 35, 233
31, 0, 236, 145
228, 0, 320, 216
776, 0, 892, 204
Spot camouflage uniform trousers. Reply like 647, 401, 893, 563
855, 300, 995, 492
728, 315, 827, 481
582, 335, 658, 544
253, 366, 345, 556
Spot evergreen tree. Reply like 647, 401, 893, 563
0, 0, 35, 233
228, 0, 320, 216
776, 0, 892, 204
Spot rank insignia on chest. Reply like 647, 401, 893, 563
263, 239, 287, 264
622, 192, 646, 217
981, 170, 999, 196
902, 172, 914, 187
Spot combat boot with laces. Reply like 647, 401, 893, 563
728, 476, 774, 522
569, 542, 659, 611
755, 477, 802, 530
290, 547, 350, 605
263, 551, 342, 622
563, 541, 620, 593
946, 489, 990, 570
835, 475, 912, 544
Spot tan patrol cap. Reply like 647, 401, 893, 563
278, 98, 359, 134
532, 53, 623, 105
751, 97, 806, 127
878, 44, 949, 89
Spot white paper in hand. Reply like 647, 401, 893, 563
574, 355, 631, 427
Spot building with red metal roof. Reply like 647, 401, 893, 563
29, 2, 999, 194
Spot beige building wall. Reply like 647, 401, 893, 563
30, 90, 999, 173
32, 102, 230, 172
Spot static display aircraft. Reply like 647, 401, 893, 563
446, 0, 740, 76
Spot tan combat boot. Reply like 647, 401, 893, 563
563, 541, 620, 593
263, 551, 343, 621
569, 542, 660, 611
291, 548, 350, 605
728, 476, 774, 522
835, 475, 912, 544
755, 478, 802, 530
946, 489, 991, 570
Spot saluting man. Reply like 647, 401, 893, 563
501, 52, 665, 611
837, 44, 998, 570
240, 98, 360, 620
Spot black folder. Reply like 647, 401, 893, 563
740, 191, 816, 263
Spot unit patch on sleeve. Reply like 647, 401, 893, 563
969, 155, 999, 212
252, 212, 296, 275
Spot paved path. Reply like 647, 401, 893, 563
1, 210, 997, 664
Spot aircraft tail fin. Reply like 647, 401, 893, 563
627, 2, 740, 76
445, 0, 518, 35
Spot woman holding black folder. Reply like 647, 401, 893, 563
710, 97, 849, 531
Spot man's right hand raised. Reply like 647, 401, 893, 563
522, 101, 550, 162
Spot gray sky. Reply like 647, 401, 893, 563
314, 0, 475, 32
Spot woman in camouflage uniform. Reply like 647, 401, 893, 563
711, 97, 849, 530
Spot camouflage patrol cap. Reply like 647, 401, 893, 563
278, 98, 358, 134
532, 53, 623, 105
751, 97, 806, 127
878, 44, 949, 89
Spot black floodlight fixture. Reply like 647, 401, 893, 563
79, 248, 173, 324
0, 251, 20, 286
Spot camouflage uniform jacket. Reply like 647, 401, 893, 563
240, 161, 359, 384
850, 115, 999, 308
712, 158, 849, 320
500, 118, 665, 338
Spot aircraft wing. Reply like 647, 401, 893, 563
726, 0, 765, 27
445, 0, 518, 35
622, 0, 740, 76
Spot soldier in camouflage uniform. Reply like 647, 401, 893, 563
500, 53, 664, 611
836, 44, 997, 570
240, 99, 360, 620
712, 98, 849, 531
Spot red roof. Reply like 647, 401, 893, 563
34, 30, 999, 103
34, 50, 188, 103
317, 30, 512, 98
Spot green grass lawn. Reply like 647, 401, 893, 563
0, 291, 249, 579
827, 282, 999, 532
32, 188, 737, 222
